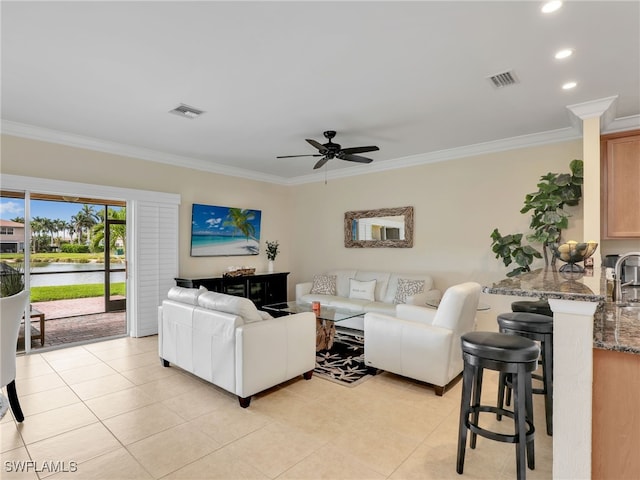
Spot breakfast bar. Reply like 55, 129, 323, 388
483, 266, 640, 479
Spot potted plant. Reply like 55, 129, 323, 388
490, 159, 583, 277
0, 261, 25, 297
265, 240, 280, 273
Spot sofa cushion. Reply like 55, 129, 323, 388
393, 278, 426, 304
198, 291, 263, 323
310, 274, 337, 295
326, 269, 357, 298
354, 271, 390, 301
384, 273, 434, 304
349, 278, 376, 301
167, 286, 204, 305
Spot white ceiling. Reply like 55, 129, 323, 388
2, 1, 639, 184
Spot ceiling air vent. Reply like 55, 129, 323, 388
487, 70, 519, 88
169, 104, 205, 119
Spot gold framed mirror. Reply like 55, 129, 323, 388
344, 206, 414, 248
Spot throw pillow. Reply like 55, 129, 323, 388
394, 278, 425, 304
310, 274, 337, 295
348, 278, 376, 301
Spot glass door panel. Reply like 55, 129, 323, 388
105, 214, 126, 312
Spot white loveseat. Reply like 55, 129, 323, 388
158, 287, 316, 407
364, 282, 481, 395
296, 269, 441, 316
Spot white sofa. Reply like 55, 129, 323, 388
296, 269, 441, 316
158, 287, 316, 407
364, 282, 481, 395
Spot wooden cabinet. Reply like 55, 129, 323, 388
592, 349, 640, 478
175, 272, 289, 308
601, 130, 640, 238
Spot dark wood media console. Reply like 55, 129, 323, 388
175, 272, 289, 308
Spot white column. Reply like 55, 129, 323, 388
548, 299, 598, 479
566, 95, 617, 268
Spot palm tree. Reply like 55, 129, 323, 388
30, 216, 45, 252
91, 207, 126, 253
223, 208, 256, 242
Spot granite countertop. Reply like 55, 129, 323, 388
482, 266, 640, 355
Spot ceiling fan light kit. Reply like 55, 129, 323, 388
277, 130, 379, 170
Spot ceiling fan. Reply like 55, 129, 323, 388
277, 130, 379, 169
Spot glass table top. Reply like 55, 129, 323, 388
262, 301, 363, 323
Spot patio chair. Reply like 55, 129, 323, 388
1, 290, 30, 422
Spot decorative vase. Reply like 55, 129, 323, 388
268, 260, 274, 273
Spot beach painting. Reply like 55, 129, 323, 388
190, 203, 262, 257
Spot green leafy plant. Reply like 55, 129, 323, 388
490, 159, 583, 276
0, 261, 25, 297
490, 230, 542, 277
265, 240, 280, 261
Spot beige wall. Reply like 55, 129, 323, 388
0, 135, 293, 279
2, 134, 588, 302
288, 140, 584, 291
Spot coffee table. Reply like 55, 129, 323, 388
262, 301, 363, 350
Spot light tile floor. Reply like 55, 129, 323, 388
1, 336, 552, 479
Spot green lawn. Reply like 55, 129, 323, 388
30, 283, 126, 302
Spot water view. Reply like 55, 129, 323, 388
30, 262, 126, 287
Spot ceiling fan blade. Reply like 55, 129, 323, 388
313, 157, 330, 169
276, 154, 323, 158
341, 145, 379, 155
306, 138, 328, 153
338, 153, 373, 164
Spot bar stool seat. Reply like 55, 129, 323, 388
511, 299, 553, 317
497, 312, 554, 436
457, 331, 539, 480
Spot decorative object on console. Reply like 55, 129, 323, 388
190, 203, 261, 257
345, 206, 414, 248
265, 240, 279, 272
223, 267, 256, 277
551, 240, 598, 273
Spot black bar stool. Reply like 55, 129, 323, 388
457, 331, 539, 480
511, 299, 553, 317
497, 312, 553, 436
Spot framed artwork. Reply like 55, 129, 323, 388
190, 203, 262, 257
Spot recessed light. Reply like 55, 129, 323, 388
562, 81, 577, 90
555, 48, 574, 59
542, 1, 562, 14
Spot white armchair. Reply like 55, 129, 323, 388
1, 290, 30, 421
364, 282, 481, 395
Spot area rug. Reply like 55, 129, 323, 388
314, 331, 373, 387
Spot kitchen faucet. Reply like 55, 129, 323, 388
613, 252, 640, 303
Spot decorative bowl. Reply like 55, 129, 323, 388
551, 240, 598, 273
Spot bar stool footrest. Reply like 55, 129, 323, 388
467, 405, 535, 445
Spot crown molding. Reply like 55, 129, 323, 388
566, 95, 619, 132
1, 120, 285, 185
3, 115, 639, 186
285, 126, 582, 185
